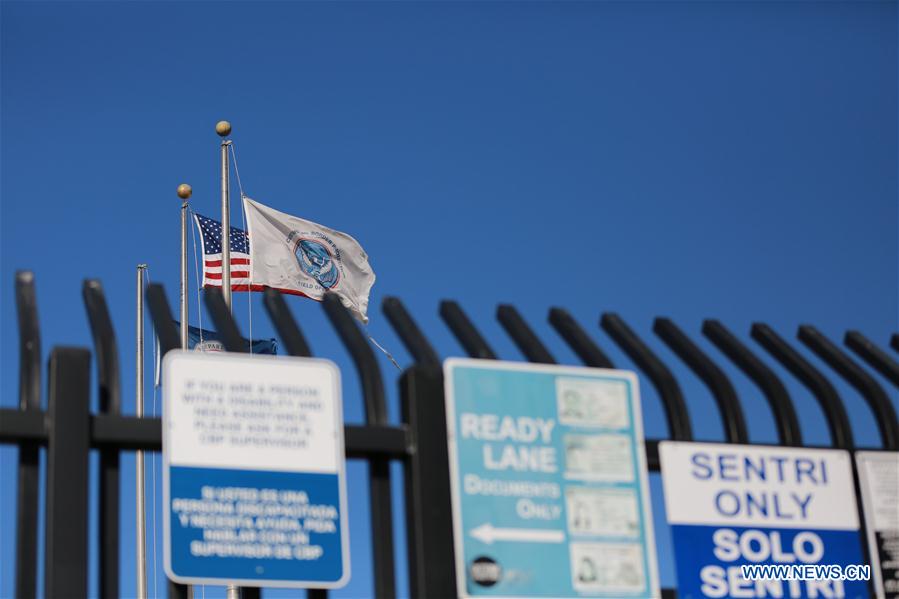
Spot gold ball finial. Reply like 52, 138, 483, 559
215, 120, 232, 137
177, 183, 192, 199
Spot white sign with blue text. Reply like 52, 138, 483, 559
445, 358, 660, 598
162, 351, 350, 589
660, 442, 867, 599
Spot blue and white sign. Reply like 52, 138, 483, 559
445, 358, 660, 598
660, 442, 867, 599
163, 351, 350, 588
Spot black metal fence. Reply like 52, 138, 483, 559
2, 269, 897, 598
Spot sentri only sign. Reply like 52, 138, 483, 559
660, 442, 867, 599
445, 358, 659, 598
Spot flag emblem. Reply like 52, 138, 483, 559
193, 212, 260, 291
288, 232, 340, 290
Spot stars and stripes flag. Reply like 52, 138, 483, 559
193, 212, 261, 291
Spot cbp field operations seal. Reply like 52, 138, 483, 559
287, 231, 341, 290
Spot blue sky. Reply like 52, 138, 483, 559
1, 1, 897, 597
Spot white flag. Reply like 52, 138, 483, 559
242, 196, 376, 322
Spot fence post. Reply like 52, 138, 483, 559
381, 297, 460, 596
142, 284, 195, 599
44, 347, 92, 598
83, 280, 122, 598
204, 288, 262, 599
15, 271, 41, 599
323, 294, 396, 599
400, 366, 457, 598
262, 288, 329, 599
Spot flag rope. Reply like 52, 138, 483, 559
229, 142, 253, 351
367, 333, 402, 371
228, 142, 246, 200
188, 208, 204, 342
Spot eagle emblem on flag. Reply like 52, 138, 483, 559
290, 235, 340, 290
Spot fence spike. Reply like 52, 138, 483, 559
497, 304, 556, 364
751, 323, 854, 449
601, 313, 693, 441
439, 300, 498, 359
655, 318, 748, 444
262, 287, 312, 357
145, 284, 181, 355
204, 287, 247, 353
383, 297, 440, 367
703, 320, 802, 446
845, 331, 899, 388
799, 325, 898, 450
548, 307, 614, 368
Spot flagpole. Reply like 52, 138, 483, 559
176, 188, 196, 599
136, 264, 148, 599
216, 120, 233, 311
177, 184, 192, 348
216, 120, 240, 599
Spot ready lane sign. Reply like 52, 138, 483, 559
444, 358, 660, 598
163, 351, 349, 588
660, 442, 867, 599
856, 451, 899, 599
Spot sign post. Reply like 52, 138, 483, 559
444, 358, 660, 598
660, 441, 868, 599
856, 451, 899, 599
162, 351, 350, 589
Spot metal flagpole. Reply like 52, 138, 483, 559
216, 120, 233, 311
216, 120, 240, 599
177, 184, 192, 349
136, 264, 148, 599
176, 186, 197, 599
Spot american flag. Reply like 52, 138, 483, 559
193, 212, 261, 292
